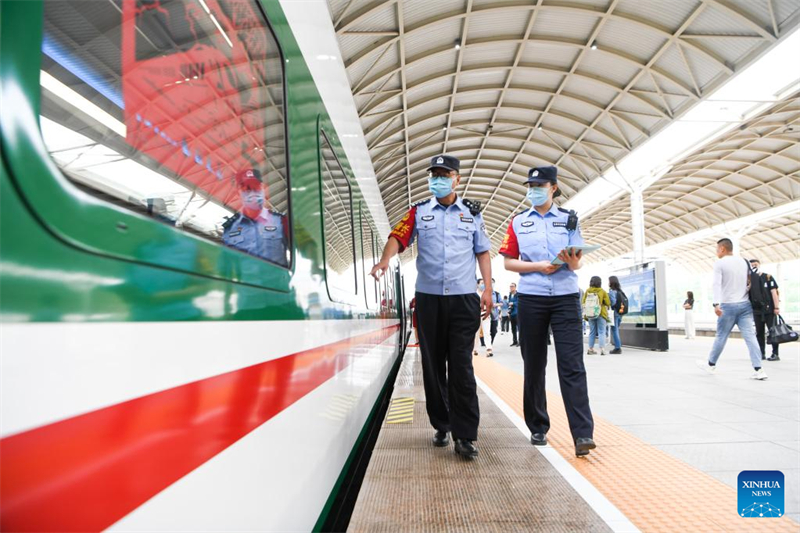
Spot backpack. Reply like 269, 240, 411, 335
583, 292, 601, 319
744, 259, 770, 312
614, 290, 629, 316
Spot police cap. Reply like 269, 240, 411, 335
525, 165, 561, 197
235, 168, 263, 190
426, 154, 460, 173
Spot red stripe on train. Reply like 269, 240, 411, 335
0, 324, 400, 532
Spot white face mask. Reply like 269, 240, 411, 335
240, 190, 265, 210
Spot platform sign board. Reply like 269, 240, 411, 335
616, 261, 669, 351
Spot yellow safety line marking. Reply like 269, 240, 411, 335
386, 397, 414, 424
473, 357, 798, 533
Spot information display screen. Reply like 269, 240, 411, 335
620, 267, 657, 326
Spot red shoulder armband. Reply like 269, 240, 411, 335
498, 220, 519, 258
389, 206, 417, 251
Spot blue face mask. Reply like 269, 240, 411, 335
478, 283, 485, 291
428, 176, 454, 198
526, 186, 550, 207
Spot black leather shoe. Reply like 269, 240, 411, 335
530, 433, 547, 446
575, 437, 596, 457
761, 355, 766, 360
510, 342, 518, 347
454, 438, 478, 459
767, 354, 780, 361
433, 430, 450, 447
609, 348, 622, 354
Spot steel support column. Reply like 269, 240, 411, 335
630, 186, 645, 265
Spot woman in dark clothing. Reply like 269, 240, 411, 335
683, 291, 695, 339
607, 276, 623, 354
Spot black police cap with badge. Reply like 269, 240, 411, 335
525, 165, 578, 230
424, 154, 482, 216
427, 154, 460, 174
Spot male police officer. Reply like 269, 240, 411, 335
499, 166, 596, 457
371, 154, 493, 459
749, 258, 781, 361
223, 168, 289, 267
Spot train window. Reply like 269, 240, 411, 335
373, 234, 381, 304
360, 205, 378, 309
39, 0, 291, 269
320, 131, 356, 297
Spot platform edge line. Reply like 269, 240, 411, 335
474, 375, 641, 533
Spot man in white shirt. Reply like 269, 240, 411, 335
697, 238, 767, 380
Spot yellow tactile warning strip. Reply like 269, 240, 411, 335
385, 397, 414, 424
473, 356, 798, 533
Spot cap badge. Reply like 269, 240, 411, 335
532, 170, 539, 177
436, 157, 444, 164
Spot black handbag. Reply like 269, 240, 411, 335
768, 315, 798, 344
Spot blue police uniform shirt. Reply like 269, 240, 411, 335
223, 209, 288, 267
389, 196, 491, 296
491, 291, 501, 320
499, 203, 584, 296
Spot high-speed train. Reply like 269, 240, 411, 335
0, 0, 408, 531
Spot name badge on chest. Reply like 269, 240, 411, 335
552, 221, 567, 228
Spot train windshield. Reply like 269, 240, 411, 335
39, 0, 290, 268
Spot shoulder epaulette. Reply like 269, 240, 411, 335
270, 208, 287, 218
462, 198, 481, 216
410, 198, 431, 208
222, 213, 241, 230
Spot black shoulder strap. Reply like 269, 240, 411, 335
222, 213, 240, 230
557, 207, 578, 230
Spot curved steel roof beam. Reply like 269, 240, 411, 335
342, 3, 735, 78
354, 36, 699, 102
379, 146, 593, 190
373, 133, 584, 174
364, 85, 652, 139
360, 63, 670, 119
368, 102, 630, 153
371, 119, 615, 181
376, 146, 586, 188
367, 104, 627, 154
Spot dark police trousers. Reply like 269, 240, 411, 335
415, 292, 481, 441
517, 293, 593, 440
754, 311, 779, 357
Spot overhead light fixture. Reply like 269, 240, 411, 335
442, 126, 447, 131
591, 43, 598, 50
40, 71, 126, 137
454, 40, 461, 50
537, 125, 542, 130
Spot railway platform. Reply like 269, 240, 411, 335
348, 336, 800, 533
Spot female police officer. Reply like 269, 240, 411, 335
499, 166, 596, 457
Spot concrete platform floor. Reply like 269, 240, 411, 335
486, 330, 800, 523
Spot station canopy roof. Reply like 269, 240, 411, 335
328, 0, 800, 265
583, 92, 800, 271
